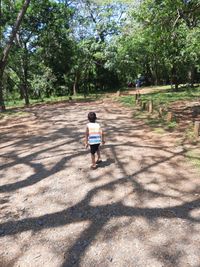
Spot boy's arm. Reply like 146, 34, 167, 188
85, 127, 89, 148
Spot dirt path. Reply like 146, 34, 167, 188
0, 99, 200, 267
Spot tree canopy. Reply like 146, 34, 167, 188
0, 0, 199, 110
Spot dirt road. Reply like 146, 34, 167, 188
0, 99, 200, 267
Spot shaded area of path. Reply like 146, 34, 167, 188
0, 99, 200, 267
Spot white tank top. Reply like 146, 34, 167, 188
87, 122, 102, 145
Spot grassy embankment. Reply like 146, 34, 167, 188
120, 85, 200, 170
120, 85, 200, 132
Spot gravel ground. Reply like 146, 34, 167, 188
0, 99, 200, 267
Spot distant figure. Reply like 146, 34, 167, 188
85, 112, 105, 169
127, 81, 133, 88
135, 79, 141, 94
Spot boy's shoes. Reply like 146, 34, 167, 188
90, 160, 102, 169
90, 165, 97, 170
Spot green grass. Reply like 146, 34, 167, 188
186, 149, 200, 170
140, 87, 200, 106
128, 109, 177, 134
119, 85, 200, 134
4, 93, 103, 109
0, 110, 30, 120
120, 86, 200, 109
1, 95, 99, 120
145, 117, 177, 132
120, 96, 135, 106
0, 94, 105, 120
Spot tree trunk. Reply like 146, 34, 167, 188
171, 65, 179, 91
73, 73, 78, 96
0, 0, 31, 111
154, 62, 159, 86
174, 79, 179, 91
144, 61, 153, 85
188, 66, 195, 88
0, 78, 6, 111
150, 63, 158, 85
22, 83, 29, 105
19, 85, 24, 99
16, 32, 30, 104
21, 53, 29, 105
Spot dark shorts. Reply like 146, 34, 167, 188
90, 144, 100, 155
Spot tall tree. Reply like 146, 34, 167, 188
115, 0, 200, 88
69, 0, 126, 91
0, 0, 31, 111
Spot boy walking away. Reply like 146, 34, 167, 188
85, 112, 105, 169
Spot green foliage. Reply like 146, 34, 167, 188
186, 149, 200, 170
166, 121, 177, 130
115, 0, 200, 86
30, 65, 57, 98
1, 0, 200, 109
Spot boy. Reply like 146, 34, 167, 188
85, 112, 105, 169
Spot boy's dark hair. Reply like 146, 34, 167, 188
88, 112, 97, 123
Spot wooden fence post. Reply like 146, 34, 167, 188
194, 121, 200, 138
158, 107, 163, 117
141, 102, 146, 110
148, 100, 153, 113
166, 112, 173, 122
135, 93, 141, 101
116, 90, 121, 97
138, 99, 142, 106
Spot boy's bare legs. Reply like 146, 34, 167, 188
91, 154, 96, 168
96, 148, 102, 163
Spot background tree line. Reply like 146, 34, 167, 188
0, 0, 199, 111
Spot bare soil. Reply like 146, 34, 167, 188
0, 99, 200, 267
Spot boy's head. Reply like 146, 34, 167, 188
88, 112, 97, 123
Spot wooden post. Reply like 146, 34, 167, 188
166, 112, 173, 122
141, 102, 146, 110
146, 102, 149, 111
148, 100, 153, 113
193, 106, 200, 117
194, 121, 200, 138
158, 107, 163, 117
116, 90, 120, 97
138, 99, 142, 106
135, 93, 141, 100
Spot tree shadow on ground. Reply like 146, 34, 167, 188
0, 178, 199, 266
1, 101, 200, 267
0, 145, 199, 266
96, 158, 115, 168
0, 141, 183, 193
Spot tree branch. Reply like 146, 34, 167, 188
0, 0, 31, 72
